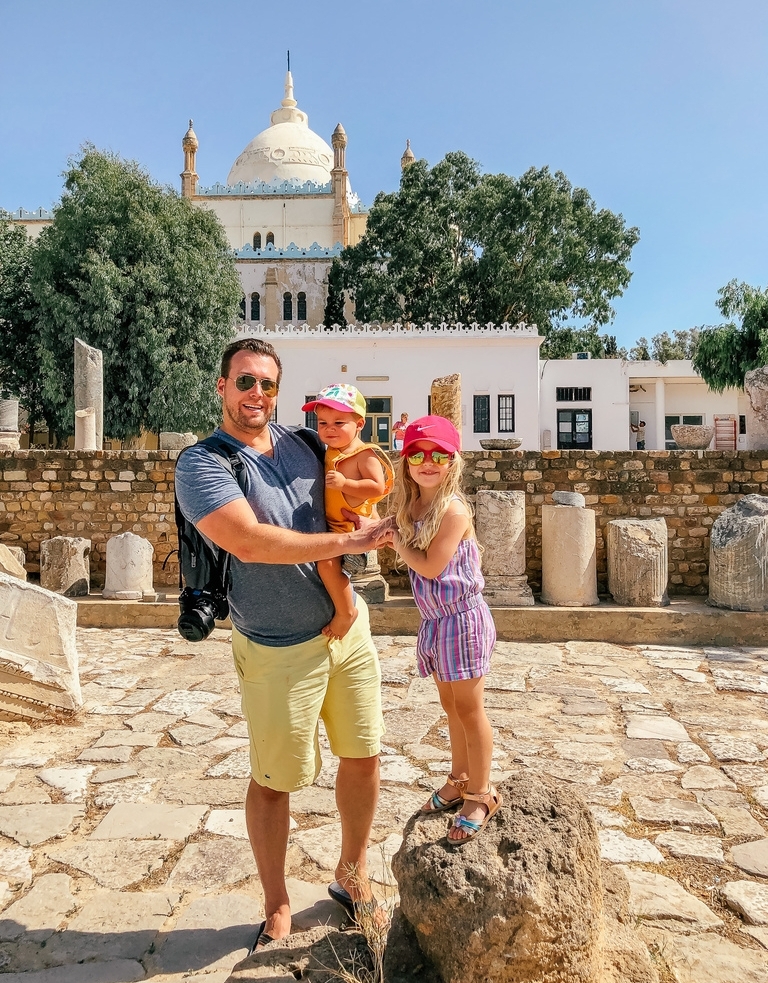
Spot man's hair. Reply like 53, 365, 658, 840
220, 338, 283, 385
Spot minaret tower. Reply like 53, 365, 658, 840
181, 120, 199, 198
401, 139, 415, 170
331, 122, 350, 247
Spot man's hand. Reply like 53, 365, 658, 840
341, 512, 394, 553
326, 471, 346, 490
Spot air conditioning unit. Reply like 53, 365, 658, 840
571, 352, 591, 359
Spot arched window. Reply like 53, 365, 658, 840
250, 292, 260, 321
266, 231, 275, 246
297, 291, 307, 322
253, 232, 262, 249
239, 295, 246, 319
283, 292, 293, 321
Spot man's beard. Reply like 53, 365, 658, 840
223, 396, 269, 433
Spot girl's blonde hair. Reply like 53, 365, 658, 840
391, 451, 475, 552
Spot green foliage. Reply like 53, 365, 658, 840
692, 279, 768, 392
540, 325, 624, 359
0, 215, 50, 436
337, 155, 639, 334
471, 167, 639, 332
627, 329, 699, 363
323, 259, 347, 328
31, 148, 241, 441
337, 152, 481, 324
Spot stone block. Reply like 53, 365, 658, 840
429, 373, 461, 430
39, 536, 91, 597
745, 365, 768, 450
708, 494, 768, 611
74, 337, 103, 449
0, 544, 26, 581
0, 576, 82, 718
103, 531, 154, 599
607, 518, 668, 606
159, 432, 197, 450
475, 489, 533, 605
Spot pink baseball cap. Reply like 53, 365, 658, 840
400, 415, 461, 456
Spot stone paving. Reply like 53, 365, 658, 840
0, 629, 767, 982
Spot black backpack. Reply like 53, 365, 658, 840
170, 429, 324, 641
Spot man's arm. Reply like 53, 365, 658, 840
197, 498, 383, 563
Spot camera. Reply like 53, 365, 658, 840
177, 586, 230, 642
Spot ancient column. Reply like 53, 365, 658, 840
74, 338, 103, 450
475, 489, 534, 605
345, 552, 389, 604
102, 532, 154, 600
40, 537, 91, 597
0, 398, 21, 451
745, 366, 768, 451
0, 577, 82, 719
709, 494, 768, 611
430, 373, 461, 431
74, 407, 97, 452
541, 493, 598, 606
607, 518, 669, 607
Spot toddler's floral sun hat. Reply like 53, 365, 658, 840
302, 384, 367, 418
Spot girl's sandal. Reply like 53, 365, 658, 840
420, 774, 468, 813
447, 784, 503, 844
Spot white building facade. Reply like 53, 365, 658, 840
243, 325, 745, 453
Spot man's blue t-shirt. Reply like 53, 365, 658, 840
174, 424, 334, 646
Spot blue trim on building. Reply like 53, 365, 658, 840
198, 178, 333, 196
234, 241, 343, 259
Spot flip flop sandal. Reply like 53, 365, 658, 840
248, 920, 277, 954
447, 784, 503, 845
328, 881, 382, 928
420, 774, 468, 813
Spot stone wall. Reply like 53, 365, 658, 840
2, 448, 767, 595
0, 451, 179, 586
461, 449, 768, 596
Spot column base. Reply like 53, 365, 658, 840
483, 576, 534, 607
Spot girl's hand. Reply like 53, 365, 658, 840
326, 471, 346, 490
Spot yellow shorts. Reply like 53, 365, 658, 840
231, 596, 384, 793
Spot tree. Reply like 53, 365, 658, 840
0, 215, 49, 440
32, 149, 241, 442
337, 152, 482, 324
692, 279, 768, 391
540, 325, 624, 359
337, 155, 639, 333
471, 167, 639, 333
323, 259, 347, 328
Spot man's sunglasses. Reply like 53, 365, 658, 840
232, 375, 279, 396
406, 449, 453, 466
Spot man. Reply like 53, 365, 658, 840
392, 412, 409, 452
630, 419, 646, 450
175, 337, 385, 949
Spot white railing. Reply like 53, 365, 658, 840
237, 321, 539, 337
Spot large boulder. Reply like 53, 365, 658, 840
391, 773, 604, 983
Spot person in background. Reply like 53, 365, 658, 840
631, 420, 646, 450
392, 412, 409, 452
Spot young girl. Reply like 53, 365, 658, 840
383, 415, 502, 844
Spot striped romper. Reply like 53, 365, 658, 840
409, 532, 497, 682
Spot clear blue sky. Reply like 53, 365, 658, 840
2, 0, 766, 346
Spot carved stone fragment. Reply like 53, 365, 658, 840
102, 532, 154, 600
430, 373, 461, 431
541, 503, 598, 606
40, 537, 91, 597
709, 494, 768, 611
475, 489, 534, 605
0, 576, 82, 719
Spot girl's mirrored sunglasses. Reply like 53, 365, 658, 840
233, 374, 279, 396
406, 449, 453, 466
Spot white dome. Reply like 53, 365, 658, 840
227, 73, 334, 186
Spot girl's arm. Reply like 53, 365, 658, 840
391, 502, 470, 579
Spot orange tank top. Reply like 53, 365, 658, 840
324, 444, 394, 533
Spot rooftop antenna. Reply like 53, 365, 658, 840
287, 49, 290, 72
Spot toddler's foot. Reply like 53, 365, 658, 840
321, 607, 359, 641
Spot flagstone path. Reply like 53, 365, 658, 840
0, 628, 767, 981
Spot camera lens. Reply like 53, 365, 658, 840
177, 603, 216, 642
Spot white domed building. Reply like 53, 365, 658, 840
182, 72, 369, 327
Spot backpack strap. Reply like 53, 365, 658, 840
175, 435, 247, 591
